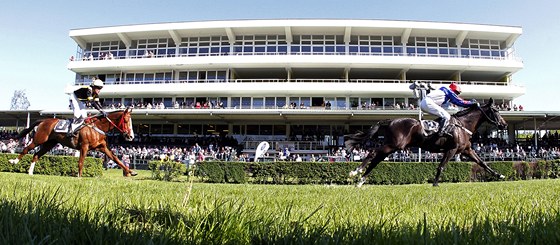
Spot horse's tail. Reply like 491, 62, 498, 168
344, 121, 382, 151
15, 120, 44, 139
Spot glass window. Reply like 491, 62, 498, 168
395, 98, 405, 109
265, 97, 275, 108
150, 124, 162, 135
406, 47, 415, 55
260, 125, 273, 135
349, 97, 359, 108
241, 97, 251, 109
162, 124, 174, 134
336, 97, 346, 109
276, 97, 286, 108
190, 124, 202, 135
274, 125, 286, 135
177, 124, 189, 134
246, 125, 259, 135
163, 97, 173, 108
371, 98, 383, 108
231, 97, 240, 109
219, 97, 227, 108
253, 97, 264, 109
289, 97, 299, 106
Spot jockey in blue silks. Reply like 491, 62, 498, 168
420, 83, 478, 136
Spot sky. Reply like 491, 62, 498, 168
1, 0, 558, 111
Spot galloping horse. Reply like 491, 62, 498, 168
9, 108, 137, 177
345, 98, 507, 187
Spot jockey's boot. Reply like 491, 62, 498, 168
67, 118, 84, 137
437, 118, 449, 137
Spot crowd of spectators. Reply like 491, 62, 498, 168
101, 100, 226, 110
98, 100, 525, 112
2, 128, 558, 165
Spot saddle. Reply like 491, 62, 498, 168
421, 118, 457, 137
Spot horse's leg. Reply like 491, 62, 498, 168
462, 148, 505, 179
9, 140, 36, 164
100, 146, 137, 177
77, 146, 89, 177
28, 141, 57, 175
356, 146, 393, 187
433, 149, 458, 187
349, 151, 374, 177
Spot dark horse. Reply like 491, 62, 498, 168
345, 98, 507, 187
9, 108, 137, 177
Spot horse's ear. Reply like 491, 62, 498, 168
488, 98, 494, 106
125, 106, 132, 113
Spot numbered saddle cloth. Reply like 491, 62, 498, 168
54, 119, 72, 133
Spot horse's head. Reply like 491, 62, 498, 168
479, 98, 508, 130
106, 107, 135, 141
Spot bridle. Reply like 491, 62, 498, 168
104, 112, 131, 135
477, 105, 505, 128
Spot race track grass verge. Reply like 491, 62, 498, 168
0, 170, 559, 244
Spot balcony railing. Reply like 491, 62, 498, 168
75, 78, 514, 87
73, 45, 520, 63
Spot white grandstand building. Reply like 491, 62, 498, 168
55, 19, 528, 157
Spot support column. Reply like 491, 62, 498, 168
228, 123, 233, 136
533, 117, 538, 149
508, 124, 516, 144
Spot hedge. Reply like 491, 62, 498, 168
148, 160, 186, 181
194, 160, 560, 185
0, 153, 103, 177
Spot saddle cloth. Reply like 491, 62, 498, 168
421, 120, 439, 136
53, 119, 73, 133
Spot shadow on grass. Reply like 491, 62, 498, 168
1, 185, 560, 244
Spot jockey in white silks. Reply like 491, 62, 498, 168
420, 83, 478, 136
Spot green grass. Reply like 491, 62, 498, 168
1, 169, 560, 244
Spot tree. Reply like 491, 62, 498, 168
10, 90, 30, 110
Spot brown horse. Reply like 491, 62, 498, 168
345, 98, 507, 187
9, 108, 137, 177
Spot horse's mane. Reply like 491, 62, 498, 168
452, 106, 477, 118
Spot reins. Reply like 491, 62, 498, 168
89, 112, 127, 135
477, 106, 501, 126
104, 113, 127, 134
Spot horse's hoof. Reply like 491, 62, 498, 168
349, 171, 357, 177
498, 174, 505, 179
432, 183, 439, 187
9, 159, 19, 164
356, 177, 366, 188
124, 171, 138, 177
